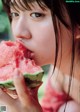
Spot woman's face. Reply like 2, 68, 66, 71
11, 1, 56, 66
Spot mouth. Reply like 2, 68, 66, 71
16, 39, 34, 60
27, 51, 34, 60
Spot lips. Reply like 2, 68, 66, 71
16, 39, 34, 60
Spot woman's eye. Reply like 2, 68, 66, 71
10, 12, 19, 19
30, 12, 44, 18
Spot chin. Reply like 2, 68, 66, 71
35, 60, 49, 66
33, 56, 50, 66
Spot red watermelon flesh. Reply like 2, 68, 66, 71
0, 41, 43, 90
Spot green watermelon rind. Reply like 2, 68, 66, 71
0, 71, 44, 90
8, 81, 43, 90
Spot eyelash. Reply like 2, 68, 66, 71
10, 12, 45, 19
10, 12, 19, 18
30, 12, 45, 18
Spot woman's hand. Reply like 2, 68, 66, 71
0, 69, 42, 112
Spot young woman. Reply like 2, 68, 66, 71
0, 0, 80, 112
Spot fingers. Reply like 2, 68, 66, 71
13, 69, 32, 106
0, 89, 14, 106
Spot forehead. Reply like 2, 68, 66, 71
10, 0, 47, 11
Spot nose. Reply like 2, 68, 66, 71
13, 17, 32, 40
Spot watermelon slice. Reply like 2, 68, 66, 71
0, 41, 44, 90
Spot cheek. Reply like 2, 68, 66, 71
11, 23, 15, 36
32, 20, 55, 45
34, 22, 55, 52
33, 25, 56, 65
11, 21, 18, 37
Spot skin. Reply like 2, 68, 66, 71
11, 2, 55, 66
0, 1, 80, 112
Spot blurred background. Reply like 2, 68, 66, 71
0, 0, 12, 41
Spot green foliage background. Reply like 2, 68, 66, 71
0, 0, 11, 40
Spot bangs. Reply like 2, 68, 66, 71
10, 0, 47, 11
